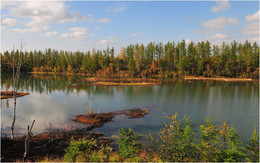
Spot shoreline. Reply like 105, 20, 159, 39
91, 82, 160, 86
8, 72, 260, 82
184, 76, 259, 82
1, 129, 111, 162
1, 108, 149, 162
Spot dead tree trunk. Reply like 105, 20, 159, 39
10, 97, 16, 140
23, 126, 29, 157
23, 120, 35, 158
11, 40, 24, 140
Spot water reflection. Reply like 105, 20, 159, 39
1, 73, 259, 143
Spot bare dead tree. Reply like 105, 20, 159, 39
11, 39, 25, 140
23, 120, 35, 158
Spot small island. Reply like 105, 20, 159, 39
75, 108, 149, 127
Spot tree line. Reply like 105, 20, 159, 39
1, 40, 259, 78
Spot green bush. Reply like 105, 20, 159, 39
198, 118, 221, 161
147, 114, 259, 162
118, 128, 143, 161
61, 114, 259, 162
214, 125, 247, 162
63, 137, 96, 162
147, 113, 196, 162
247, 128, 259, 162
88, 145, 112, 162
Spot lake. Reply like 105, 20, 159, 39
1, 73, 259, 143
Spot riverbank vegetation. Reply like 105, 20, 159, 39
1, 113, 259, 162
1, 40, 259, 79
57, 114, 259, 162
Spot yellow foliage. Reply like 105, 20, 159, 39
119, 47, 126, 61
220, 121, 229, 136
183, 158, 196, 162
87, 108, 95, 115
67, 65, 72, 72
76, 153, 86, 162
150, 153, 162, 162
109, 152, 120, 162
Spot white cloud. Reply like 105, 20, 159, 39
8, 1, 92, 27
129, 33, 142, 37
60, 27, 89, 41
108, 36, 118, 40
59, 12, 93, 23
1, 18, 19, 26
97, 18, 112, 23
95, 26, 100, 30
185, 39, 191, 45
243, 10, 259, 43
99, 40, 116, 44
1, 1, 18, 9
245, 10, 259, 22
212, 0, 231, 13
246, 37, 259, 43
107, 3, 127, 12
200, 16, 239, 33
99, 36, 118, 44
44, 31, 58, 37
212, 33, 227, 39
205, 33, 229, 45
12, 25, 50, 33
243, 22, 259, 35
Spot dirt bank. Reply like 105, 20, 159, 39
1, 129, 111, 162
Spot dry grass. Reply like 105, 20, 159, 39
184, 76, 255, 82
85, 77, 160, 82
82, 77, 161, 86
29, 71, 87, 76
92, 81, 160, 86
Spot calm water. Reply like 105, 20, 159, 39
1, 73, 259, 143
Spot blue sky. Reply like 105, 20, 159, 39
1, 1, 259, 54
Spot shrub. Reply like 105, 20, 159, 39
88, 145, 112, 162
214, 125, 247, 162
118, 128, 143, 161
247, 128, 259, 162
198, 118, 221, 161
63, 137, 96, 162
109, 152, 120, 162
147, 113, 196, 162
61, 114, 259, 162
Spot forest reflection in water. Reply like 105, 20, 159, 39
1, 73, 259, 143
